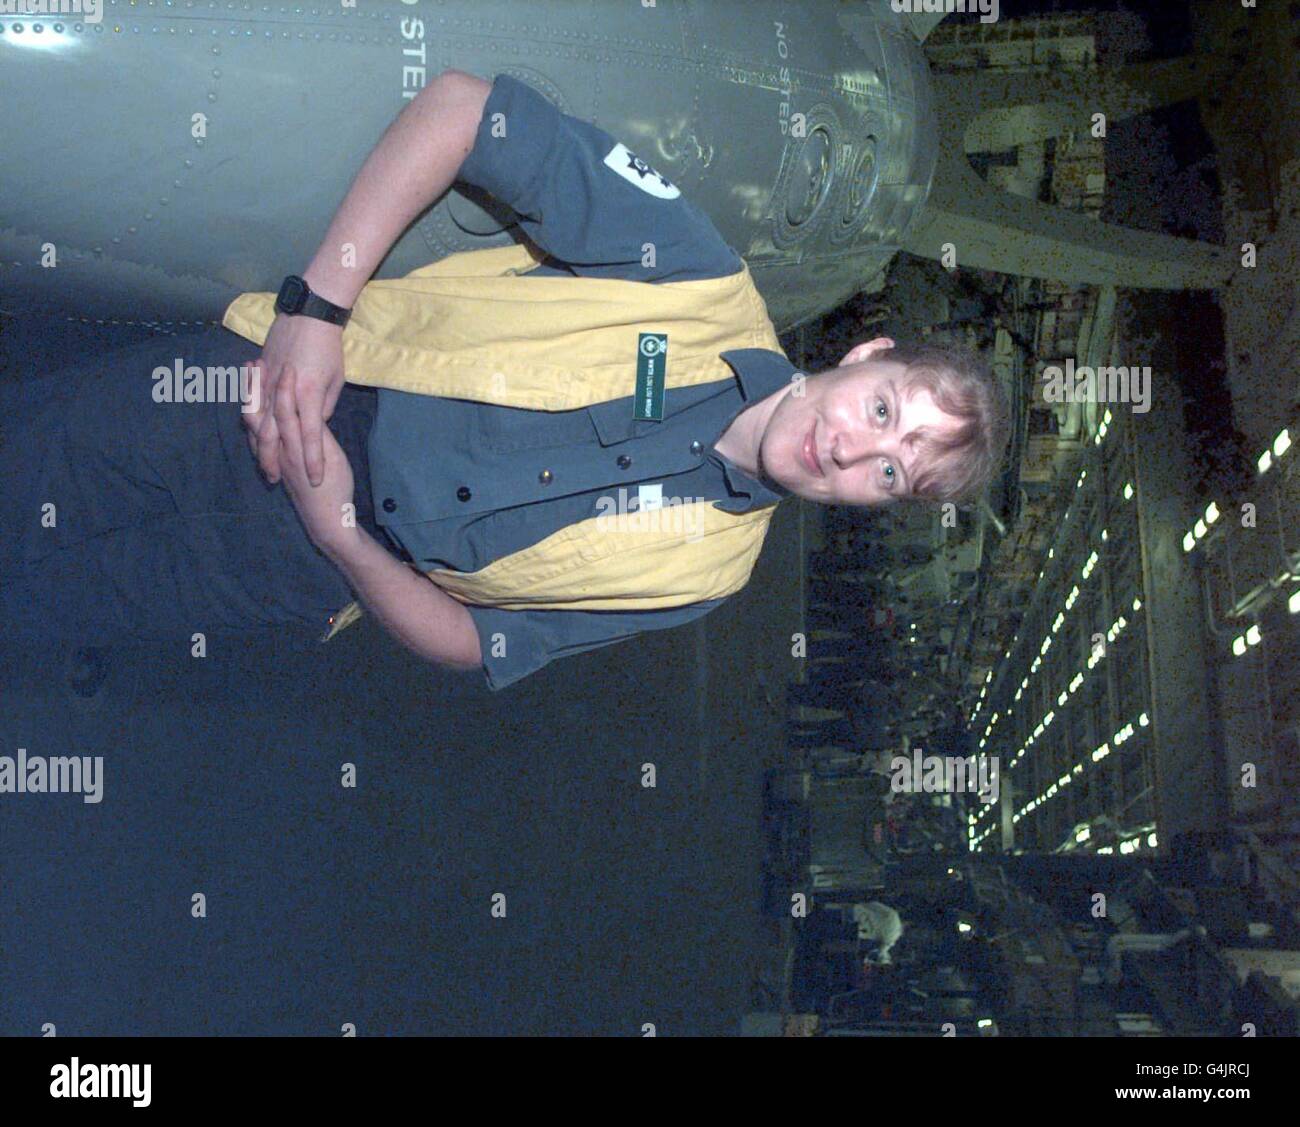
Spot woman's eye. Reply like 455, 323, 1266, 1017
882, 461, 896, 487
875, 400, 888, 421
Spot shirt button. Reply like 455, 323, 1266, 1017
456, 486, 471, 502
538, 469, 553, 485
690, 440, 704, 456
617, 454, 632, 469
382, 497, 397, 513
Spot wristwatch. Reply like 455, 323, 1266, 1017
275, 274, 352, 328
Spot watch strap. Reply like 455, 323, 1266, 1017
276, 274, 351, 328
298, 289, 351, 328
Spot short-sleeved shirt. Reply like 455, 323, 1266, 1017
367, 74, 798, 690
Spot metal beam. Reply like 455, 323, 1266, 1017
903, 57, 1234, 289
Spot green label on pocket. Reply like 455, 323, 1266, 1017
634, 333, 667, 421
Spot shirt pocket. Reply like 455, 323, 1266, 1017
585, 389, 720, 446
478, 402, 598, 453
586, 398, 664, 446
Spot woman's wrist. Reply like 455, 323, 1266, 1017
300, 261, 360, 312
316, 519, 366, 563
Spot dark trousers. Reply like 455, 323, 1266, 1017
0, 326, 380, 645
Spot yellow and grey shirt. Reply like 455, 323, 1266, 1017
227, 74, 798, 690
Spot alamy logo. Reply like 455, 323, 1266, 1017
1040, 358, 1151, 414
593, 488, 707, 542
50, 1058, 150, 1107
891, 751, 999, 805
0, 0, 103, 20
0, 748, 104, 804
152, 359, 261, 414
890, 0, 999, 24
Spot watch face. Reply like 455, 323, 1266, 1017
277, 275, 306, 313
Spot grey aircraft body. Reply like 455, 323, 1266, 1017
0, 0, 941, 332
1, 0, 1233, 332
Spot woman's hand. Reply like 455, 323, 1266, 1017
276, 414, 359, 558
242, 312, 347, 487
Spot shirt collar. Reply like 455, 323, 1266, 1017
710, 348, 798, 508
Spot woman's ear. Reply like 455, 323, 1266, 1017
837, 337, 896, 367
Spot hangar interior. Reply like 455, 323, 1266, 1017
752, 1, 1300, 1037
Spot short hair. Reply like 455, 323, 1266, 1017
870, 343, 1012, 506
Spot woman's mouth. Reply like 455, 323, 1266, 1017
803, 422, 824, 477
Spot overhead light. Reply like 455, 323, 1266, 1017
1275, 429, 1292, 458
